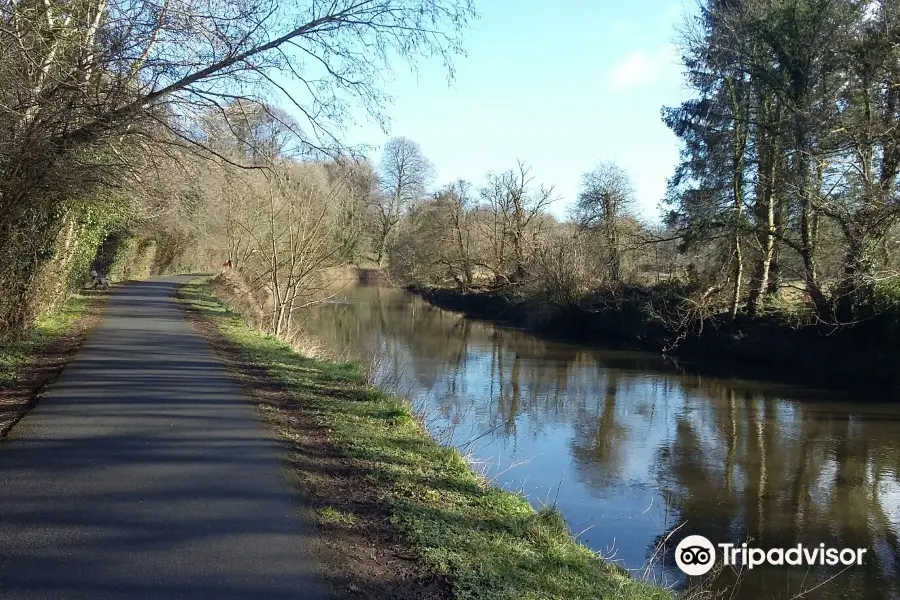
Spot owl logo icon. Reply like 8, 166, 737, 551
675, 535, 716, 576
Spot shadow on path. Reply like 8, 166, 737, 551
0, 277, 327, 600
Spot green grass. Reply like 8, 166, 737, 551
0, 294, 93, 387
318, 506, 359, 526
180, 278, 672, 600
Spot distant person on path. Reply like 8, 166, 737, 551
88, 269, 109, 289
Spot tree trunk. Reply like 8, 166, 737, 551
800, 199, 827, 311
795, 144, 828, 315
746, 189, 775, 316
835, 228, 882, 321
747, 101, 779, 316
730, 232, 743, 321
605, 203, 621, 284
766, 195, 786, 296
726, 75, 747, 322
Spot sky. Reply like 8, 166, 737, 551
342, 0, 696, 221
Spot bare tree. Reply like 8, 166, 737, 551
574, 161, 635, 284
479, 161, 555, 283
0, 0, 475, 333
441, 180, 476, 287
532, 224, 601, 307
224, 163, 353, 337
371, 137, 434, 266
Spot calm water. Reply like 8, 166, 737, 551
303, 284, 900, 599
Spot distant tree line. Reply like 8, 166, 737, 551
0, 0, 474, 339
386, 0, 900, 343
5, 0, 900, 350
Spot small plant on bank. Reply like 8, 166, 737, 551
318, 506, 359, 527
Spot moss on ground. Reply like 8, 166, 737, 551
180, 278, 671, 600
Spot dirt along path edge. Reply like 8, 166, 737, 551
176, 282, 452, 600
0, 291, 108, 439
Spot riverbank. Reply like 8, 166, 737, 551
0, 291, 107, 438
176, 277, 672, 600
410, 285, 900, 393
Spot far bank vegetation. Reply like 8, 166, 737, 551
6, 0, 900, 369
386, 0, 900, 364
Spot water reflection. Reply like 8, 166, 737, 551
302, 285, 900, 599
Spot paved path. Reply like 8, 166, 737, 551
0, 277, 326, 600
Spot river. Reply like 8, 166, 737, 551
302, 284, 900, 600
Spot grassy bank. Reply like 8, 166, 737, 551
411, 285, 900, 392
1, 291, 105, 436
178, 278, 671, 600
0, 296, 89, 384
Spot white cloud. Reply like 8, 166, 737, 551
608, 45, 680, 92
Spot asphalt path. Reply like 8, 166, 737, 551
0, 277, 326, 600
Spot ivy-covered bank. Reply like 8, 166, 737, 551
9, 195, 160, 334
178, 278, 671, 600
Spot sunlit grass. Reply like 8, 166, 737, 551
318, 506, 359, 526
0, 294, 92, 386
179, 278, 671, 600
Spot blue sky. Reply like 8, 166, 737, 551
343, 0, 695, 220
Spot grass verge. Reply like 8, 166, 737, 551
177, 277, 671, 600
1, 291, 106, 437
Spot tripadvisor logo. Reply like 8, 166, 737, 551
675, 535, 716, 576
674, 535, 868, 576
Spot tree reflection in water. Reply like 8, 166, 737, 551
302, 285, 900, 600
